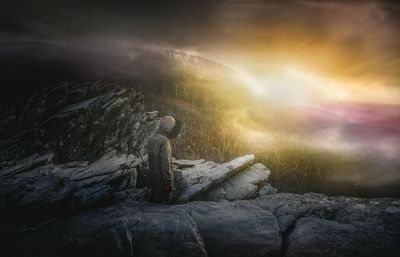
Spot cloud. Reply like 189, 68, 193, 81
302, 102, 400, 162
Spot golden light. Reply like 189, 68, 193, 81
224, 61, 400, 106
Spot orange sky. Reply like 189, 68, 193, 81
193, 1, 400, 105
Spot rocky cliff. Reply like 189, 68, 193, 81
0, 82, 399, 257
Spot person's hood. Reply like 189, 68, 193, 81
157, 116, 176, 137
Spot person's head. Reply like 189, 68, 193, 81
158, 116, 181, 139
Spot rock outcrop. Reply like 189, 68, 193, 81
174, 155, 272, 201
0, 82, 158, 223
1, 82, 399, 257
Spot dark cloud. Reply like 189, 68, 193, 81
1, 0, 400, 98
2, 1, 396, 41
0, 0, 220, 45
1, 0, 400, 48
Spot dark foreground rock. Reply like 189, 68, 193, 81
1, 193, 399, 257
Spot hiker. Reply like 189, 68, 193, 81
147, 116, 181, 203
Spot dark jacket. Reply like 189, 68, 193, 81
147, 116, 176, 203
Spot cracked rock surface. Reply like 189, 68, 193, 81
1, 193, 399, 257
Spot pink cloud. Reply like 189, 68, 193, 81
301, 102, 400, 161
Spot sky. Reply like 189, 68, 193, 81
2, 0, 400, 101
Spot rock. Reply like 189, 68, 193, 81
386, 206, 400, 214
253, 193, 400, 257
0, 150, 149, 224
176, 154, 255, 200
173, 158, 273, 201
257, 183, 277, 196
0, 82, 159, 223
0, 81, 157, 166
205, 163, 271, 201
1, 193, 399, 257
0, 172, 77, 224
145, 111, 158, 121
253, 193, 339, 233
0, 200, 281, 257
189, 201, 281, 257
285, 217, 398, 257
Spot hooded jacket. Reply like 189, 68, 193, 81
147, 116, 176, 203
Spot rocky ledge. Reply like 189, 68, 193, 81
2, 193, 400, 257
0, 82, 399, 257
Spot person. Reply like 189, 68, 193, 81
147, 116, 181, 203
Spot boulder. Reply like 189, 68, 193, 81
285, 217, 396, 257
175, 155, 255, 200
253, 193, 339, 233
205, 163, 271, 201
253, 193, 400, 257
257, 183, 278, 196
189, 201, 281, 257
